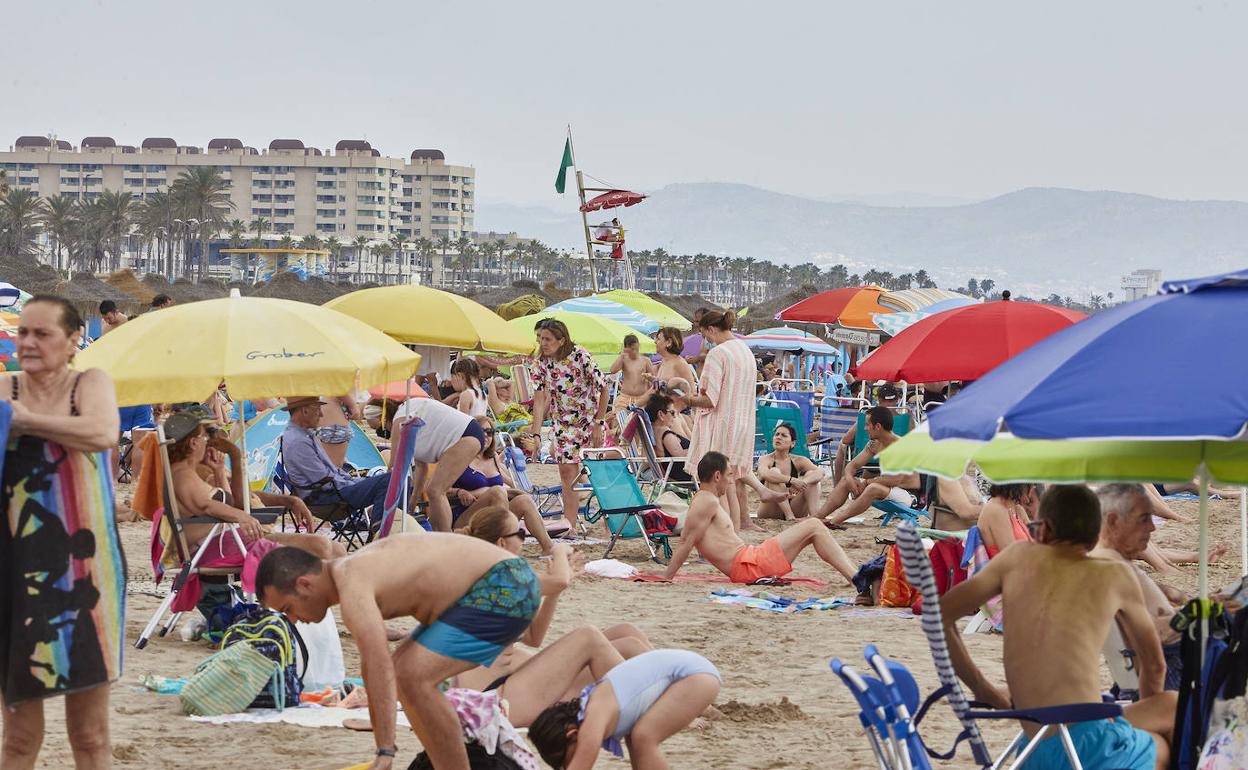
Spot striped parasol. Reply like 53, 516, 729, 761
872, 296, 978, 337
742, 326, 840, 356
594, 290, 691, 330
878, 288, 972, 313
0, 311, 19, 371
546, 296, 660, 334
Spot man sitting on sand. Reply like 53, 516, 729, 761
814, 406, 919, 527
649, 451, 856, 585
941, 485, 1176, 770
256, 533, 542, 770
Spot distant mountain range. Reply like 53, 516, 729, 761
476, 183, 1248, 295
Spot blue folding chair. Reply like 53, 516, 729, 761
873, 498, 930, 528
582, 458, 672, 562
829, 658, 907, 770
756, 397, 809, 458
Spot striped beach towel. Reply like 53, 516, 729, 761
2, 406, 126, 705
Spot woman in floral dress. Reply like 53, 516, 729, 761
525, 318, 609, 531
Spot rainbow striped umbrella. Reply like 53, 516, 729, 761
546, 296, 660, 334
0, 311, 19, 371
742, 327, 839, 356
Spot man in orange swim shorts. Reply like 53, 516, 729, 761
649, 451, 856, 586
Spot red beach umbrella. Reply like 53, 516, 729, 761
580, 189, 647, 213
776, 286, 893, 329
853, 298, 1086, 383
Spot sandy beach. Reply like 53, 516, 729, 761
29, 480, 1240, 770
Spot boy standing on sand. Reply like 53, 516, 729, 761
647, 451, 857, 585
609, 334, 653, 420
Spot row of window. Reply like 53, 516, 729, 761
252, 194, 296, 203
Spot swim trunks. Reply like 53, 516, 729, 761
316, 425, 352, 445
1019, 716, 1155, 770
119, 404, 156, 432
728, 537, 793, 583
411, 558, 540, 666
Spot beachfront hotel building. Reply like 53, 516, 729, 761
0, 135, 474, 271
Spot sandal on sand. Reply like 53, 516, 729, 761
750, 577, 793, 587
854, 592, 874, 607
822, 520, 847, 531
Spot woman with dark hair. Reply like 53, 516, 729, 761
650, 327, 695, 389
979, 483, 1040, 556
755, 423, 823, 521
449, 357, 488, 418
525, 318, 609, 531
447, 416, 560, 553
643, 394, 692, 484
684, 310, 779, 531
0, 295, 125, 767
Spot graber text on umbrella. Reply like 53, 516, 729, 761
246, 349, 326, 360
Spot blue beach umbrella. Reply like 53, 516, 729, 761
928, 268, 1248, 639
545, 296, 660, 334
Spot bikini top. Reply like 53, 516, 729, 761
455, 463, 503, 492
11, 372, 81, 416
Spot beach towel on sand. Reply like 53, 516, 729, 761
708, 589, 853, 614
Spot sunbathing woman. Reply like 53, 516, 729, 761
755, 423, 823, 521
642, 394, 693, 485
166, 411, 345, 560
978, 483, 1038, 556
449, 416, 564, 552
453, 506, 657, 701
527, 649, 721, 769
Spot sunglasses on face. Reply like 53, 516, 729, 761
482, 428, 496, 435
502, 530, 524, 540
663, 409, 677, 416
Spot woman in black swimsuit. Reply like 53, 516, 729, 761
643, 395, 692, 484
755, 423, 823, 521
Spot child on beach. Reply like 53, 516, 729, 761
610, 334, 653, 419
527, 649, 721, 769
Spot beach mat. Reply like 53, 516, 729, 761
708, 589, 853, 613
630, 573, 828, 588
190, 704, 409, 729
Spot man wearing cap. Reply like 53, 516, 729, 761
814, 405, 920, 527
281, 396, 395, 527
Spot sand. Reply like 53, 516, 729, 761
23, 483, 1242, 770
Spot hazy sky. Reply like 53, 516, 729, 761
4, 0, 1246, 207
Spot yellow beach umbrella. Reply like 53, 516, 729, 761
75, 290, 421, 406
596, 289, 692, 330
325, 285, 533, 354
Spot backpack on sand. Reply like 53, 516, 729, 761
220, 608, 308, 710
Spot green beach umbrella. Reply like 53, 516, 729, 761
880, 423, 1248, 486
595, 290, 692, 330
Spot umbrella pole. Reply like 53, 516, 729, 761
401, 377, 411, 533
1241, 489, 1247, 578
1198, 463, 1210, 674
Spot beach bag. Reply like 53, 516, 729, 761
878, 544, 920, 610
296, 609, 345, 691
179, 642, 281, 716
928, 538, 967, 596
220, 608, 307, 710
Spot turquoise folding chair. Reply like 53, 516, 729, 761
756, 397, 809, 458
582, 458, 672, 562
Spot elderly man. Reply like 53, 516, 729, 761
281, 396, 393, 526
1091, 483, 1200, 691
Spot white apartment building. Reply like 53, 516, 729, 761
0, 135, 474, 244
1120, 269, 1162, 302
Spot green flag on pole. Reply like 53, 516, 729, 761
555, 138, 574, 193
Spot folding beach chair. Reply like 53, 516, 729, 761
272, 436, 375, 550
622, 405, 694, 501
872, 498, 930, 528
829, 657, 904, 770
496, 427, 582, 519
882, 523, 1124, 769
582, 457, 673, 562
853, 411, 912, 462
136, 422, 283, 649
1103, 620, 1141, 703
512, 363, 537, 404
755, 397, 809, 458
812, 396, 864, 464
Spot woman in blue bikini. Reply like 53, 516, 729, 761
527, 649, 721, 769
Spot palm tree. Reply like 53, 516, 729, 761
0, 189, 46, 256
172, 167, 233, 280
324, 235, 342, 282
92, 190, 134, 272
0, 169, 8, 199
979, 278, 996, 298
436, 236, 452, 287
353, 235, 370, 283
42, 195, 77, 271
373, 243, 394, 283
250, 216, 269, 247
1089, 294, 1105, 310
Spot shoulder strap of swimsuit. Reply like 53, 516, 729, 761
69, 372, 81, 416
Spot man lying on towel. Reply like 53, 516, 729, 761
647, 451, 856, 585
941, 485, 1176, 770
256, 533, 541, 770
